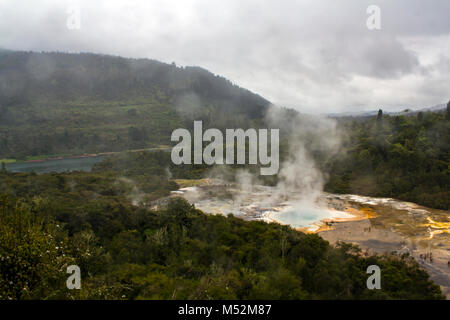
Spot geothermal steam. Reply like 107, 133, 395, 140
228, 106, 344, 226
176, 105, 345, 229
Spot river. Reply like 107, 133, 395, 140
4, 155, 106, 173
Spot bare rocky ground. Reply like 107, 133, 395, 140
318, 195, 450, 299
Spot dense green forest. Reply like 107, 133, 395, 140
0, 51, 268, 158
0, 166, 444, 299
324, 109, 450, 210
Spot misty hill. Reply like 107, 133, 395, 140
0, 51, 270, 158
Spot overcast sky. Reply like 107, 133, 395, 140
0, 0, 449, 113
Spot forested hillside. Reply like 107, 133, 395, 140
0, 51, 269, 158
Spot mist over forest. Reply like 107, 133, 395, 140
0, 0, 449, 303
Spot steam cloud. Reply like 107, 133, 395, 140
228, 105, 343, 211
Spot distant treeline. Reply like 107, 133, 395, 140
324, 109, 449, 210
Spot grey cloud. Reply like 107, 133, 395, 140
360, 37, 420, 78
0, 0, 449, 113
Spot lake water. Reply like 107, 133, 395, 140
5, 156, 106, 174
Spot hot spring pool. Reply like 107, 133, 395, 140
269, 205, 354, 231
172, 184, 355, 231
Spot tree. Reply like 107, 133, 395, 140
446, 101, 450, 120
0, 197, 75, 299
417, 111, 423, 122
0, 162, 6, 174
377, 109, 383, 121
376, 109, 383, 130
128, 126, 145, 142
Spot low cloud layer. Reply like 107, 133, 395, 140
0, 0, 449, 113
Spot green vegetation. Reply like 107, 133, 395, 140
0, 51, 269, 159
324, 110, 449, 210
0, 159, 16, 163
0, 168, 443, 299
0, 196, 74, 299
0, 51, 448, 299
